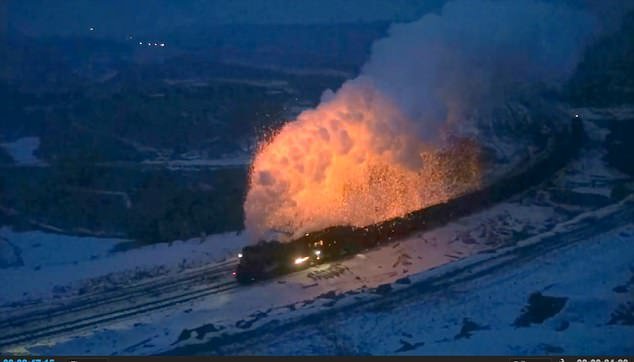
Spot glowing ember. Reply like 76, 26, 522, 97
243, 0, 595, 242
244, 80, 481, 241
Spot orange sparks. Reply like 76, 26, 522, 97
244, 80, 482, 242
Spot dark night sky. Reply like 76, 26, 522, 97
7, 0, 445, 38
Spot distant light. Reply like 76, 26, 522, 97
154, 43, 158, 46
575, 114, 579, 118
160, 43, 165, 47
139, 41, 143, 45
294, 256, 309, 265
89, 27, 95, 31
314, 250, 321, 256
147, 42, 151, 46
238, 253, 243, 258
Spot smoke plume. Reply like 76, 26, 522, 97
244, 0, 598, 241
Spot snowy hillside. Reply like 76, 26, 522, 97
1, 112, 631, 355
220, 223, 634, 355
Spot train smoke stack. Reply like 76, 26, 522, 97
244, 0, 600, 242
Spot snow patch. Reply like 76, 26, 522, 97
0, 137, 44, 166
1, 229, 249, 306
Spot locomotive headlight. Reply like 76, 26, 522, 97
238, 253, 243, 258
294, 256, 309, 265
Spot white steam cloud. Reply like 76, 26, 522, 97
244, 0, 599, 242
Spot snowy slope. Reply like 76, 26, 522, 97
224, 223, 634, 355
1, 230, 249, 306
1, 117, 631, 355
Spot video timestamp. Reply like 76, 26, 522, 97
3, 359, 55, 362
576, 359, 629, 362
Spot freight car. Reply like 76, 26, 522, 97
235, 116, 585, 284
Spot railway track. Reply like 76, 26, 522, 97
169, 197, 634, 355
0, 118, 590, 350
0, 260, 239, 349
1, 280, 240, 348
418, 197, 634, 294
1, 259, 238, 327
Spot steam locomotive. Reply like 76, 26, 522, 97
235, 117, 585, 284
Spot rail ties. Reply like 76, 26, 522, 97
0, 280, 240, 349
0, 260, 239, 345
0, 261, 238, 329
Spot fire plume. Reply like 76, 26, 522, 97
244, 80, 481, 241
243, 0, 597, 242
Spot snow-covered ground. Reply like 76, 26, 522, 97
226, 222, 634, 355
0, 137, 45, 166
11, 192, 630, 356
1, 230, 249, 306
1, 116, 632, 355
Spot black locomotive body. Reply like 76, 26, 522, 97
235, 117, 584, 284
235, 225, 373, 283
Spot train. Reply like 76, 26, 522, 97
235, 116, 585, 284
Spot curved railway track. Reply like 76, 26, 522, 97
166, 197, 634, 355
0, 118, 589, 350
0, 261, 239, 349
1, 260, 238, 327
1, 281, 240, 348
